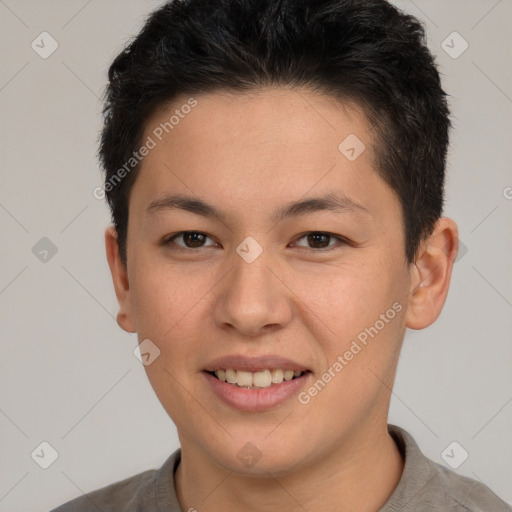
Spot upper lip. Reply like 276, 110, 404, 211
204, 354, 309, 373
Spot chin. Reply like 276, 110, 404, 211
204, 436, 311, 477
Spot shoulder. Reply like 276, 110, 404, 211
429, 458, 512, 512
49, 451, 180, 512
386, 425, 512, 512
49, 469, 156, 512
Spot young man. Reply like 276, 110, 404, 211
52, 0, 511, 510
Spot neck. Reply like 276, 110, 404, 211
174, 423, 404, 512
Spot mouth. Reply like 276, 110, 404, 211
203, 354, 312, 411
202, 355, 312, 411
205, 368, 309, 389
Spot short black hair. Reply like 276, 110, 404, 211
99, 0, 451, 264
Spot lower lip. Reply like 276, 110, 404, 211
203, 371, 311, 412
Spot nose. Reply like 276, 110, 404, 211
213, 247, 293, 338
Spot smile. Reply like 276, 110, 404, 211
208, 369, 305, 389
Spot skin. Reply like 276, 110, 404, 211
105, 87, 459, 511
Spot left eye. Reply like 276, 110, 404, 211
293, 232, 347, 250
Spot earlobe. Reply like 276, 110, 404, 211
405, 217, 459, 330
104, 226, 136, 333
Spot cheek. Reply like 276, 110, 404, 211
130, 255, 210, 339
326, 268, 406, 382
297, 257, 408, 408
291, 257, 406, 343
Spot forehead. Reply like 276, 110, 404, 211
149, 87, 374, 153
141, 87, 374, 170
129, 86, 398, 224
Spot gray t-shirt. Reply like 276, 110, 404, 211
50, 425, 511, 511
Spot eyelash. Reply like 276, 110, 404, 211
162, 231, 351, 252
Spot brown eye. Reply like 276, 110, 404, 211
182, 232, 207, 248
293, 232, 348, 250
165, 231, 217, 249
307, 233, 331, 248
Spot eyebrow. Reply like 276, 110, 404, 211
146, 192, 370, 223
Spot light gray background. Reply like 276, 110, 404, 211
1, 1, 511, 510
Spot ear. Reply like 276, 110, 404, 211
405, 217, 459, 330
105, 225, 136, 333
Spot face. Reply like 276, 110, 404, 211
112, 87, 417, 475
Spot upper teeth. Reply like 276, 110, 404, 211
214, 369, 303, 388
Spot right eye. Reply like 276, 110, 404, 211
163, 231, 220, 250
